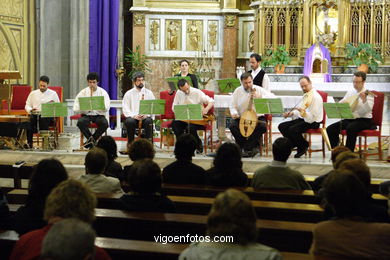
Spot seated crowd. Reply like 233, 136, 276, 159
1, 134, 390, 259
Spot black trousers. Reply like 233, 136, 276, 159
278, 118, 320, 151
229, 116, 266, 151
327, 118, 374, 151
77, 115, 108, 141
172, 120, 204, 150
123, 117, 153, 143
27, 115, 53, 146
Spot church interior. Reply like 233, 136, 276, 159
1, 0, 390, 259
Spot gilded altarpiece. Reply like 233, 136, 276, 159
0, 0, 35, 84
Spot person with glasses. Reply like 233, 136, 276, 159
326, 71, 374, 152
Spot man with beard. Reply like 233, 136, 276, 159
123, 71, 155, 145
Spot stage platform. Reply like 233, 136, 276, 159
0, 135, 389, 190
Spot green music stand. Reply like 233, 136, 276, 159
139, 99, 166, 115
174, 104, 203, 122
166, 76, 193, 91
216, 78, 241, 94
254, 98, 284, 114
79, 96, 106, 111
41, 102, 68, 118
323, 103, 354, 119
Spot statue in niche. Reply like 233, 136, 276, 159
304, 43, 332, 83
187, 21, 201, 51
167, 21, 179, 50
150, 20, 159, 48
248, 30, 255, 52
208, 22, 217, 50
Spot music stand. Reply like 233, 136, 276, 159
0, 71, 22, 114
216, 78, 241, 94
174, 104, 203, 132
41, 102, 68, 149
166, 76, 193, 91
79, 96, 106, 111
138, 99, 166, 143
253, 98, 284, 114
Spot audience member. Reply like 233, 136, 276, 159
12, 159, 68, 235
311, 146, 350, 192
310, 171, 390, 258
96, 136, 123, 179
337, 158, 389, 222
0, 187, 10, 230
122, 139, 155, 190
206, 142, 248, 187
179, 189, 282, 260
79, 147, 122, 193
41, 218, 96, 260
252, 137, 311, 190
9, 179, 111, 260
162, 133, 206, 185
120, 159, 175, 213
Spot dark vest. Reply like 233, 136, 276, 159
249, 69, 266, 87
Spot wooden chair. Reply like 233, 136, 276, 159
70, 114, 106, 150
260, 114, 273, 156
303, 90, 328, 158
159, 90, 176, 150
341, 91, 384, 160
200, 89, 215, 154
1, 85, 32, 115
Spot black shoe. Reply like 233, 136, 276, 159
251, 147, 259, 158
83, 136, 95, 149
294, 146, 308, 158
242, 150, 252, 158
196, 147, 203, 154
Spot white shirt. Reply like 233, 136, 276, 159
340, 87, 374, 119
25, 89, 60, 113
172, 87, 214, 112
230, 85, 276, 116
291, 89, 323, 123
73, 86, 111, 116
122, 87, 155, 118
251, 66, 270, 90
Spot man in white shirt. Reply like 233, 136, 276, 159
326, 71, 374, 151
122, 72, 155, 144
73, 72, 111, 149
229, 72, 275, 157
25, 75, 60, 147
248, 53, 270, 90
278, 76, 324, 158
172, 79, 214, 154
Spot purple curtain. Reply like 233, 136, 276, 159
89, 0, 119, 127
303, 43, 332, 82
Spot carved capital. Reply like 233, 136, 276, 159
224, 15, 236, 28
133, 13, 145, 26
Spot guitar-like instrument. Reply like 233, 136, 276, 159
239, 88, 258, 138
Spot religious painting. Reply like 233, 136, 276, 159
165, 20, 181, 51
186, 20, 203, 51
207, 20, 218, 51
149, 19, 160, 50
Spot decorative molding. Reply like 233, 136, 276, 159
0, 15, 22, 23
224, 15, 236, 27
133, 13, 145, 26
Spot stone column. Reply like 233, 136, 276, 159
221, 14, 238, 78
38, 0, 89, 100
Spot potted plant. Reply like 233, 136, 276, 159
262, 45, 291, 74
124, 45, 151, 78
345, 43, 383, 73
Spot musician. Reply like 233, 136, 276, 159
171, 79, 214, 154
248, 53, 270, 90
25, 75, 60, 148
278, 76, 323, 158
175, 59, 199, 89
229, 72, 275, 158
73, 72, 110, 149
122, 72, 155, 144
327, 71, 374, 152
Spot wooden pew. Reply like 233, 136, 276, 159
0, 164, 34, 190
